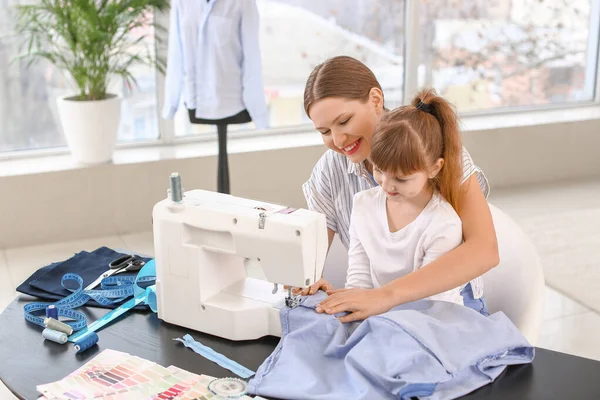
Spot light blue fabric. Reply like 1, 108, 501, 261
163, 0, 268, 128
248, 292, 533, 400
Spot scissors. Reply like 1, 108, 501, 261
84, 255, 146, 291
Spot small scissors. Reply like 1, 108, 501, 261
84, 255, 146, 291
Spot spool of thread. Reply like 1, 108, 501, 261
42, 328, 67, 344
45, 305, 58, 320
73, 331, 99, 354
169, 172, 183, 203
44, 317, 73, 336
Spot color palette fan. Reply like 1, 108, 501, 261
36, 349, 262, 399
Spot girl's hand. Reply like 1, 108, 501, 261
291, 278, 333, 296
315, 287, 395, 323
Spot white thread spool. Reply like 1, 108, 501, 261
42, 328, 68, 344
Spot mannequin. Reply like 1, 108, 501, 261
187, 108, 251, 194
162, 0, 269, 195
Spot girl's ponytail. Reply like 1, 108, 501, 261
411, 89, 463, 211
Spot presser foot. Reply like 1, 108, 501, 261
285, 288, 301, 309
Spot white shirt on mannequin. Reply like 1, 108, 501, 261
162, 0, 268, 128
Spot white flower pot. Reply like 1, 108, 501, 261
56, 94, 122, 165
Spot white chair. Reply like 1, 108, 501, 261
321, 203, 545, 346
482, 204, 545, 345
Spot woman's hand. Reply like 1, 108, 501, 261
289, 278, 333, 296
315, 287, 395, 323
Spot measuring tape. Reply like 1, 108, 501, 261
25, 257, 257, 378
24, 262, 156, 336
67, 260, 158, 342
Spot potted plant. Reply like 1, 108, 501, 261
14, 0, 169, 164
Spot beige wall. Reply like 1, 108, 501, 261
0, 145, 325, 248
1, 117, 599, 249
461, 118, 600, 188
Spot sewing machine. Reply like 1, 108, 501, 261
152, 181, 328, 341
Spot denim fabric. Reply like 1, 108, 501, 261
16, 247, 151, 309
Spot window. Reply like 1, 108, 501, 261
261, 0, 405, 125
417, 0, 599, 112
0, 1, 159, 153
174, 0, 406, 137
1, 0, 599, 154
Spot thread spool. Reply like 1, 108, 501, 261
169, 173, 183, 203
45, 305, 58, 320
44, 317, 73, 336
73, 331, 99, 354
42, 328, 67, 344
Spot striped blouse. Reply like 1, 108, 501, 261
302, 146, 489, 298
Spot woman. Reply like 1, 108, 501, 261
301, 56, 499, 322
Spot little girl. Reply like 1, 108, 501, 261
317, 88, 486, 314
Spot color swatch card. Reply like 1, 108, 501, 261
101, 366, 208, 400
37, 350, 166, 399
36, 349, 255, 399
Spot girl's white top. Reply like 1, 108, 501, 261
346, 188, 465, 306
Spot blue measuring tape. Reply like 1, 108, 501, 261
25, 258, 256, 377
67, 259, 158, 342
174, 334, 255, 379
24, 262, 156, 335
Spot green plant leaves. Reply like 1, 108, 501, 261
14, 0, 170, 101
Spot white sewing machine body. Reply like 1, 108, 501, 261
152, 189, 327, 341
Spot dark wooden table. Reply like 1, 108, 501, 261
1, 296, 600, 399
